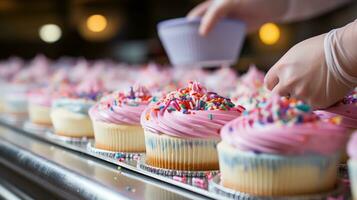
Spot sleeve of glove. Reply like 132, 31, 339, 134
282, 0, 352, 23
324, 19, 357, 88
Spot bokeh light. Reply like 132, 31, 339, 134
39, 24, 62, 43
86, 14, 108, 32
259, 23, 280, 45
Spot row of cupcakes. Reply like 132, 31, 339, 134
1, 56, 356, 197
68, 80, 352, 197
10, 76, 357, 197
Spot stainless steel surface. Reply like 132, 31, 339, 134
0, 122, 211, 200
2, 119, 221, 199
0, 182, 22, 200
0, 118, 351, 200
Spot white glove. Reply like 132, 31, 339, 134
265, 20, 357, 109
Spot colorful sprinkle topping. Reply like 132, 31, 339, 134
241, 96, 321, 126
341, 87, 357, 105
98, 84, 152, 110
75, 79, 104, 101
152, 81, 244, 114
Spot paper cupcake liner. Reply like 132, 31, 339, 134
3, 100, 28, 116
209, 174, 344, 200
46, 130, 91, 144
348, 160, 357, 199
28, 104, 52, 126
51, 108, 94, 138
0, 113, 26, 125
23, 120, 51, 134
144, 129, 220, 171
92, 121, 145, 152
87, 142, 142, 160
137, 155, 219, 178
217, 142, 340, 196
158, 18, 246, 67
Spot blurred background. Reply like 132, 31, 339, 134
0, 0, 356, 71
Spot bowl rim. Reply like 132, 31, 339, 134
157, 17, 245, 30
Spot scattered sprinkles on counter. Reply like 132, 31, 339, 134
173, 176, 187, 183
150, 81, 245, 117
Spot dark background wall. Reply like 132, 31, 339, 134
0, 0, 356, 71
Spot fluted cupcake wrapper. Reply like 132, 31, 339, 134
3, 97, 28, 115
28, 104, 52, 126
209, 174, 344, 200
217, 142, 340, 196
144, 129, 220, 171
92, 121, 145, 152
158, 18, 246, 67
50, 108, 94, 137
348, 159, 357, 200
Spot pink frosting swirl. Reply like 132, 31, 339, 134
90, 85, 152, 125
347, 130, 357, 159
315, 88, 357, 129
240, 64, 265, 89
141, 82, 244, 139
221, 96, 348, 155
28, 88, 52, 107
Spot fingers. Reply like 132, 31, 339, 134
187, 0, 212, 20
264, 66, 279, 91
199, 0, 231, 36
271, 83, 291, 97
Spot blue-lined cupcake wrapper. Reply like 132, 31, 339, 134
217, 142, 341, 196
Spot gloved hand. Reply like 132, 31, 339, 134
187, 0, 351, 36
265, 20, 357, 109
187, 0, 288, 35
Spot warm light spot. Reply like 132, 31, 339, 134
259, 23, 280, 45
86, 14, 108, 32
39, 24, 62, 43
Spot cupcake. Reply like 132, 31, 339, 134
2, 55, 52, 117
141, 81, 244, 171
0, 57, 23, 113
315, 87, 357, 133
28, 73, 72, 126
204, 67, 238, 97
28, 88, 53, 126
89, 85, 153, 152
315, 88, 357, 161
347, 131, 357, 200
50, 79, 104, 138
218, 96, 347, 196
230, 65, 269, 112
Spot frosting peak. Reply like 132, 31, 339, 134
348, 130, 357, 159
141, 81, 244, 139
221, 95, 347, 155
153, 81, 242, 115
75, 79, 104, 101
243, 96, 318, 127
89, 85, 152, 125
240, 65, 265, 88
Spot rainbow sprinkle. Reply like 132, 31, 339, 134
152, 81, 244, 115
242, 96, 320, 126
98, 85, 152, 110
341, 87, 357, 105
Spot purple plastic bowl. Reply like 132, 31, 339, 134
158, 18, 246, 67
